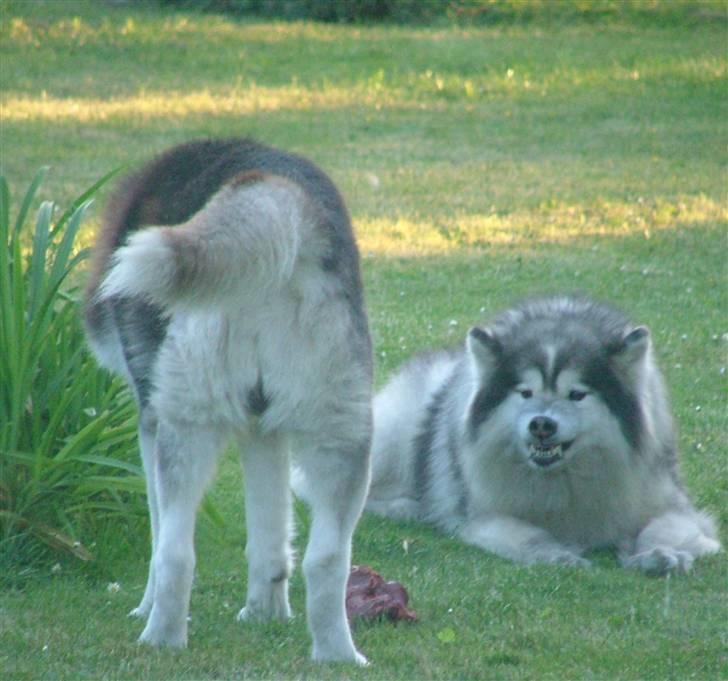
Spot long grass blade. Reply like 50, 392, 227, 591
37, 364, 99, 460
48, 200, 92, 289
53, 418, 110, 463
27, 520, 94, 561
0, 176, 10, 236
74, 454, 142, 476
0, 178, 12, 432
12, 166, 49, 241
28, 201, 53, 320
50, 165, 123, 240
201, 496, 226, 528
6, 225, 27, 450
78, 476, 146, 494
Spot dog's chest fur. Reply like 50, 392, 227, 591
467, 445, 672, 547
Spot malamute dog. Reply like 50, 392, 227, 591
85, 139, 372, 663
366, 295, 720, 574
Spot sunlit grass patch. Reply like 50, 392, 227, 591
3, 13, 357, 48
0, 85, 403, 123
355, 194, 726, 255
4, 50, 724, 124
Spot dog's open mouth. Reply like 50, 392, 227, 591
528, 441, 573, 468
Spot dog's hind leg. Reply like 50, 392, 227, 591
297, 435, 370, 665
129, 408, 160, 619
138, 420, 227, 648
236, 431, 294, 622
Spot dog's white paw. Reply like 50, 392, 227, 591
351, 651, 370, 667
128, 602, 152, 619
138, 608, 188, 648
312, 645, 368, 666
237, 576, 293, 622
138, 626, 187, 649
356, 652, 370, 667
627, 547, 694, 576
533, 548, 591, 568
236, 600, 292, 622
553, 553, 592, 568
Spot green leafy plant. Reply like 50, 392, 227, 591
0, 168, 145, 580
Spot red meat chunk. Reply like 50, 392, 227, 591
346, 565, 417, 622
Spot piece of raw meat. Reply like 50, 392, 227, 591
346, 565, 417, 622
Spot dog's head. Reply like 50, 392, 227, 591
465, 297, 653, 472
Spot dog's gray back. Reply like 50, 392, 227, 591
85, 138, 371, 407
86, 138, 363, 299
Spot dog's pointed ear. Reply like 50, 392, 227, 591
612, 326, 650, 367
467, 327, 501, 376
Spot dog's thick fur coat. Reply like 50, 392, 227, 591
85, 139, 372, 663
366, 295, 720, 574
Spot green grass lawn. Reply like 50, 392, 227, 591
1, 1, 726, 679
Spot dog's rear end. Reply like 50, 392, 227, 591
85, 139, 372, 663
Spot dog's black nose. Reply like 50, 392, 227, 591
529, 416, 558, 440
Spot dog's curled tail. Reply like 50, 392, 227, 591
99, 172, 310, 309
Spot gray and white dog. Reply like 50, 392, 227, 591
366, 295, 720, 574
85, 139, 372, 663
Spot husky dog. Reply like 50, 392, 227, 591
366, 295, 720, 574
84, 139, 372, 663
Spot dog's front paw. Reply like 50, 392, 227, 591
139, 629, 187, 648
533, 547, 591, 568
138, 626, 187, 649
626, 547, 694, 576
128, 594, 154, 619
554, 553, 592, 568
349, 650, 370, 667
236, 598, 292, 622
128, 603, 152, 619
312, 644, 368, 666
238, 572, 293, 622
138, 609, 188, 648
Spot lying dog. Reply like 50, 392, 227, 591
366, 295, 721, 574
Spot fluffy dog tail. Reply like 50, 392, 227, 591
99, 172, 310, 309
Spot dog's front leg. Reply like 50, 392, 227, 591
619, 510, 721, 575
460, 514, 591, 567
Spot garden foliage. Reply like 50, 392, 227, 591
0, 169, 145, 581
159, 0, 726, 25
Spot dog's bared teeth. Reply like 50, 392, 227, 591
528, 442, 564, 462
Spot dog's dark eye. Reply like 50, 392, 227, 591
520, 389, 533, 399
569, 389, 588, 401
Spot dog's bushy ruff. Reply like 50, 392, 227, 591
85, 139, 372, 663
366, 295, 720, 575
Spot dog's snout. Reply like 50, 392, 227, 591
529, 415, 558, 440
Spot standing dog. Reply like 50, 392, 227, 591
366, 295, 720, 574
85, 139, 372, 663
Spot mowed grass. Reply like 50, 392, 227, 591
1, 2, 727, 679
